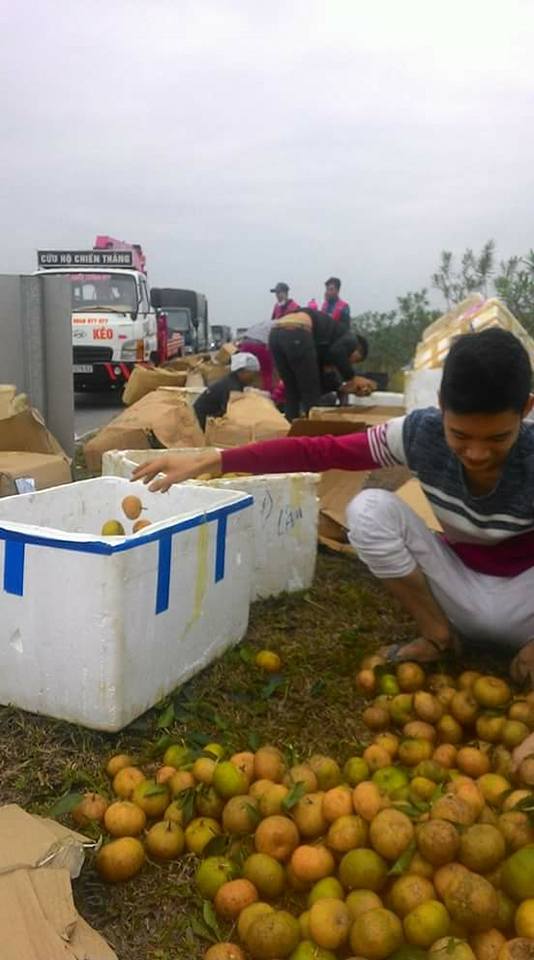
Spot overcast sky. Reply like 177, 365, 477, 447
1, 0, 533, 328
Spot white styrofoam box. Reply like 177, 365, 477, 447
102, 449, 319, 601
0, 477, 253, 731
404, 369, 442, 412
348, 391, 404, 407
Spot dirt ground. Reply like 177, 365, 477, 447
0, 548, 510, 959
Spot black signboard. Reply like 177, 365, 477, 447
37, 250, 134, 268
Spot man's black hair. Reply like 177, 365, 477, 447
440, 328, 532, 414
354, 333, 368, 361
325, 277, 341, 290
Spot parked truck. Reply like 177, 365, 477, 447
150, 288, 209, 355
210, 324, 233, 348
35, 236, 183, 390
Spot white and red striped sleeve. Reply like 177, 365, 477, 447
367, 417, 406, 467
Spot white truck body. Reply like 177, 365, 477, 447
34, 241, 158, 390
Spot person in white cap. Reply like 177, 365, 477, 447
193, 352, 261, 430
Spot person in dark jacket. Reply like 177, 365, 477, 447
193, 352, 260, 430
268, 308, 373, 420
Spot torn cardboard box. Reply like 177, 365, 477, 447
205, 390, 289, 447
0, 394, 71, 497
84, 387, 206, 473
122, 365, 188, 406
319, 474, 442, 553
214, 342, 237, 365
0, 805, 117, 960
0, 868, 117, 960
309, 404, 405, 425
0, 451, 71, 497
0, 804, 89, 879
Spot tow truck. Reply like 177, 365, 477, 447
35, 236, 182, 390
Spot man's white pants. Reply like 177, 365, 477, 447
347, 489, 534, 651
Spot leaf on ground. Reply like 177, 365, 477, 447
190, 917, 217, 944
156, 703, 175, 729
48, 791, 85, 817
310, 679, 326, 697
244, 803, 262, 827
260, 674, 286, 700
388, 839, 417, 876
144, 783, 169, 797
202, 834, 230, 858
148, 733, 175, 757
239, 646, 255, 664
247, 731, 260, 751
202, 900, 222, 939
174, 788, 196, 824
282, 781, 307, 811
186, 730, 212, 750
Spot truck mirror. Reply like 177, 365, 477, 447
192, 316, 199, 329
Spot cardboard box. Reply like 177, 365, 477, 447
289, 418, 366, 437
214, 342, 237, 365
122, 365, 188, 406
0, 407, 68, 458
0, 400, 71, 497
0, 452, 71, 497
0, 805, 116, 960
309, 405, 404, 424
83, 388, 206, 473
205, 391, 289, 447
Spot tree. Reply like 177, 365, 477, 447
494, 251, 534, 335
353, 289, 438, 379
432, 240, 496, 306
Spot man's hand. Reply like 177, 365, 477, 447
340, 376, 377, 397
132, 451, 222, 493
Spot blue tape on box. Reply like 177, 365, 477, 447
0, 495, 252, 615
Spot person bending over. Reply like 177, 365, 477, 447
268, 307, 373, 420
134, 328, 534, 688
193, 352, 260, 430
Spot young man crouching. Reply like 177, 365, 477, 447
134, 328, 534, 688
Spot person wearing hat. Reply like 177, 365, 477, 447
270, 283, 300, 320
193, 352, 261, 430
268, 307, 374, 421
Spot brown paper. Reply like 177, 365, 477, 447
396, 478, 443, 532
0, 868, 117, 960
198, 360, 230, 385
205, 391, 289, 447
319, 469, 371, 530
309, 405, 405, 424
84, 388, 206, 472
214, 342, 237, 365
122, 366, 188, 406
0, 806, 117, 960
0, 452, 71, 497
289, 418, 366, 437
0, 806, 87, 878
0, 408, 68, 458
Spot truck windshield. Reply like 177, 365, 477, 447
48, 272, 138, 312
165, 307, 191, 332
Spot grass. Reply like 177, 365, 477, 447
0, 549, 511, 958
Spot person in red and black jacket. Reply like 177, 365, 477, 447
268, 307, 372, 420
270, 282, 300, 320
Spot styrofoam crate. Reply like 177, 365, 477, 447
0, 477, 253, 731
103, 449, 319, 601
347, 391, 404, 407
